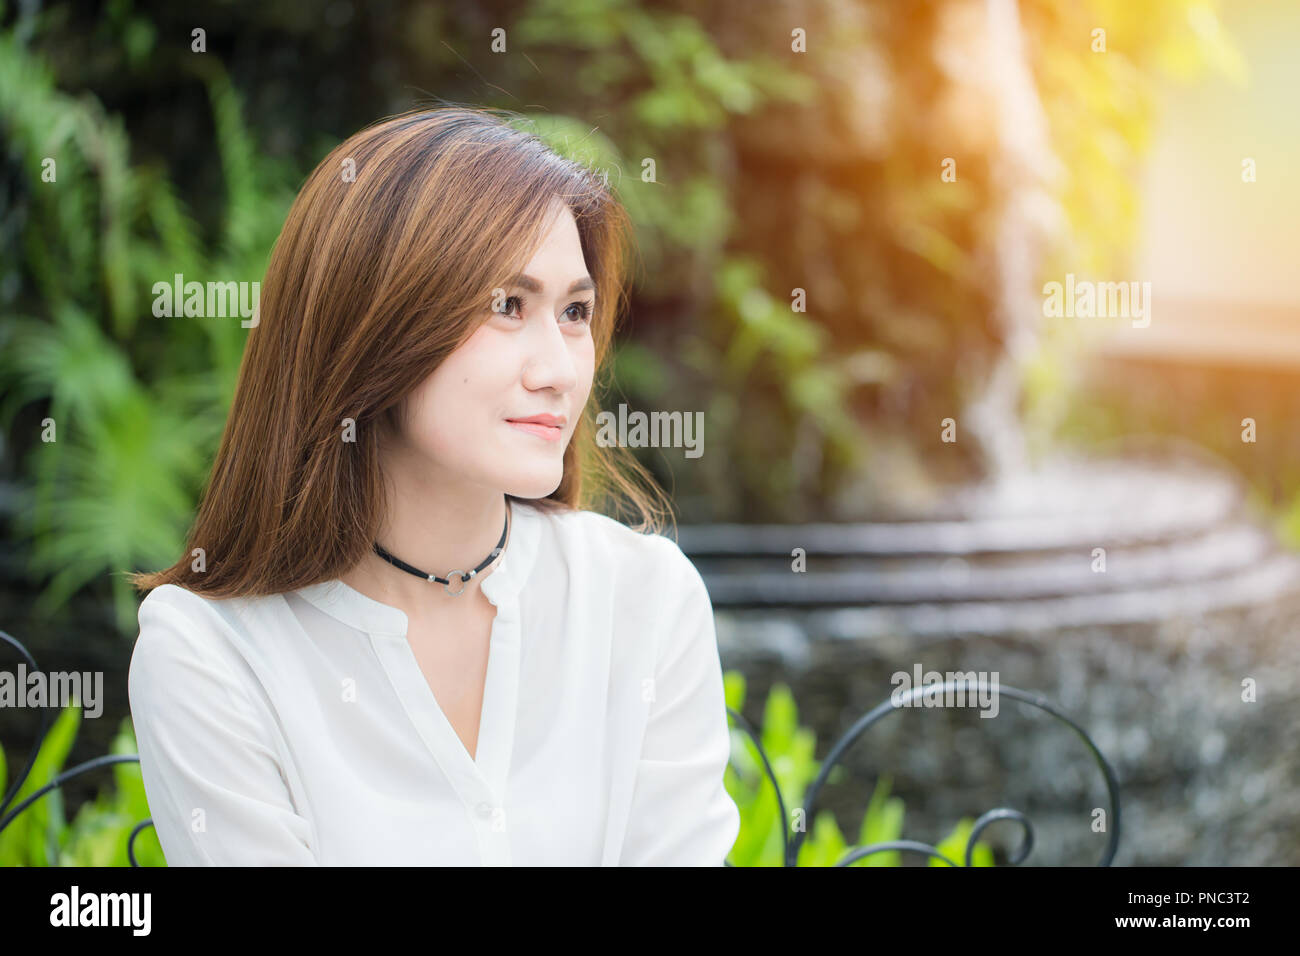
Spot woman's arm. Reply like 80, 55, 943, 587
128, 593, 318, 866
618, 538, 741, 866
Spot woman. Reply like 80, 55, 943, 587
127, 107, 740, 866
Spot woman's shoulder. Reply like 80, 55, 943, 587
129, 584, 287, 746
131, 584, 264, 681
136, 582, 252, 635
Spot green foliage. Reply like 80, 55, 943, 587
0, 25, 296, 632
58, 720, 164, 867
514, 0, 809, 271
0, 705, 164, 866
0, 701, 79, 865
1278, 493, 1300, 552
932, 817, 996, 868
722, 670, 992, 867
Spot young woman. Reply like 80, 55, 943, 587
127, 107, 739, 866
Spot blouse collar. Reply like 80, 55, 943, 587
292, 500, 542, 636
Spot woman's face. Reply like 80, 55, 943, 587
390, 200, 597, 499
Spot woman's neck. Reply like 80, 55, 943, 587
342, 471, 511, 611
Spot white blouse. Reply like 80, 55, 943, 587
127, 501, 740, 866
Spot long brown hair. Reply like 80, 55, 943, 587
130, 106, 671, 599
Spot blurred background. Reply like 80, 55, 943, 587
2, 0, 1298, 865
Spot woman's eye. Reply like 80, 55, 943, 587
564, 300, 594, 324
493, 295, 592, 324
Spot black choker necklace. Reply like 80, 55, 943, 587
372, 501, 511, 596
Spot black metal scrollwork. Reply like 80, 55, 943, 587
0, 630, 155, 866
726, 679, 1121, 867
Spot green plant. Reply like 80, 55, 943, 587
0, 703, 164, 866
0, 25, 297, 633
723, 670, 993, 867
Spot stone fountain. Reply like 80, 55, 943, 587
684, 0, 1300, 865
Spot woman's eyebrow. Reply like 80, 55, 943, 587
505, 274, 596, 295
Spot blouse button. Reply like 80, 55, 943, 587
476, 801, 495, 819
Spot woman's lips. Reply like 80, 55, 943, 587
506, 420, 563, 442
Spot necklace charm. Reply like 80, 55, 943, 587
372, 499, 510, 598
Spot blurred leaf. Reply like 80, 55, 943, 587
0, 703, 80, 865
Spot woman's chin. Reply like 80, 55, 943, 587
504, 469, 564, 500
